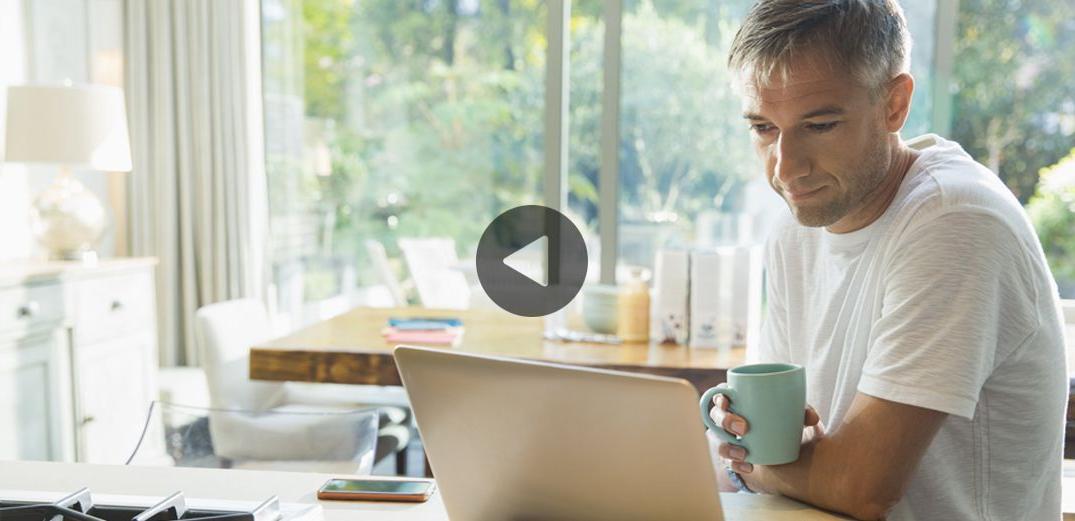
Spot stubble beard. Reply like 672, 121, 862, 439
787, 136, 891, 228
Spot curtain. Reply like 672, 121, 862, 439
124, 0, 269, 366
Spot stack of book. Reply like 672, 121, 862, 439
382, 317, 464, 347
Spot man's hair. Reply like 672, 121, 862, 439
728, 0, 912, 94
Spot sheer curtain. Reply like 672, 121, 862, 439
124, 0, 269, 366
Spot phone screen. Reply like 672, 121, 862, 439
321, 479, 433, 495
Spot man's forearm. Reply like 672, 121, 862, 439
742, 395, 945, 520
748, 436, 884, 518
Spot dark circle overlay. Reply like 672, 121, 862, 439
475, 205, 588, 317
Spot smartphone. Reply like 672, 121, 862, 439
316, 478, 436, 502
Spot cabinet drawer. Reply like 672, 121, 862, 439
0, 283, 65, 336
73, 271, 155, 344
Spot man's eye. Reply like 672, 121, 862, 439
806, 122, 839, 133
751, 123, 776, 134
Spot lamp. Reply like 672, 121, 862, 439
3, 84, 132, 262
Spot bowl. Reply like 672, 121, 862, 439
581, 284, 621, 334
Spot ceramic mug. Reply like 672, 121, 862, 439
581, 284, 620, 334
699, 363, 806, 465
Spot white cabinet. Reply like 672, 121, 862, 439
73, 329, 157, 463
0, 328, 71, 461
0, 259, 158, 464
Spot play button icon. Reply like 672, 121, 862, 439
503, 235, 548, 286
476, 205, 588, 317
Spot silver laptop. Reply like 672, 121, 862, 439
394, 345, 724, 521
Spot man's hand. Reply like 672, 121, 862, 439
711, 392, 947, 520
707, 393, 823, 492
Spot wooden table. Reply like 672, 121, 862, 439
250, 306, 746, 393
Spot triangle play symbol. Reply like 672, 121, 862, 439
503, 235, 548, 287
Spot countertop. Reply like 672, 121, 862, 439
0, 460, 848, 520
0, 257, 158, 286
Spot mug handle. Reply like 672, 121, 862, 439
700, 383, 740, 445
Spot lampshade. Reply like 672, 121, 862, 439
3, 84, 132, 172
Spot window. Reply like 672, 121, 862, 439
261, 0, 1075, 323
571, 0, 938, 272
262, 0, 546, 324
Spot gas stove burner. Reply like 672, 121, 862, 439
0, 489, 281, 521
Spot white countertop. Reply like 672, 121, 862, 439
0, 257, 158, 286
0, 460, 848, 520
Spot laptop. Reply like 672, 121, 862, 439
393, 345, 725, 521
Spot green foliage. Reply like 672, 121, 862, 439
1028, 150, 1075, 296
617, 4, 755, 219
301, 0, 357, 119
567, 1, 757, 229
951, 0, 1075, 202
268, 0, 757, 288
284, 0, 548, 283
266, 0, 1075, 299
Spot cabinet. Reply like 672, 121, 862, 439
0, 259, 158, 464
73, 330, 157, 463
0, 328, 71, 461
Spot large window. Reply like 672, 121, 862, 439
262, 0, 546, 323
261, 0, 1075, 322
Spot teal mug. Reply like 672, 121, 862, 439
699, 363, 806, 466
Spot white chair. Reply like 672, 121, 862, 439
365, 239, 409, 306
398, 237, 471, 309
194, 298, 411, 473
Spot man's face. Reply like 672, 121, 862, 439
740, 55, 892, 228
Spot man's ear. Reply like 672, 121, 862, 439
884, 73, 915, 133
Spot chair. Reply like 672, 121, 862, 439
194, 298, 412, 473
126, 401, 379, 474
398, 237, 471, 309
365, 239, 409, 306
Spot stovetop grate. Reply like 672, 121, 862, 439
0, 489, 280, 521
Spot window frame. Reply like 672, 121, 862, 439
546, 0, 957, 284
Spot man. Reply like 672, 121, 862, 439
706, 1, 1068, 520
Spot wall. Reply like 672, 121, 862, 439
0, 0, 31, 261
0, 0, 125, 262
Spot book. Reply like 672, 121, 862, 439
387, 317, 463, 329
382, 326, 463, 347
383, 317, 464, 346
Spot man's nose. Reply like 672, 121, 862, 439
773, 134, 810, 185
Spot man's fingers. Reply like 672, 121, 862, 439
712, 393, 730, 411
710, 408, 748, 436
804, 405, 821, 426
732, 461, 754, 474
709, 394, 748, 436
717, 442, 748, 462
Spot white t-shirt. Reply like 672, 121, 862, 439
749, 134, 1068, 520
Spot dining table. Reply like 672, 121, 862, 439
249, 306, 746, 393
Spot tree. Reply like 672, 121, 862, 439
951, 0, 1075, 202
281, 0, 758, 271
1028, 149, 1075, 297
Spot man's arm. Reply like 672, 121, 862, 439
732, 393, 946, 520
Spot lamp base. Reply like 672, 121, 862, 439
51, 248, 100, 263
31, 169, 107, 263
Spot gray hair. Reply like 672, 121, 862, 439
728, 0, 912, 94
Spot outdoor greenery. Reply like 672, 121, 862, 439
1028, 150, 1075, 296
263, 0, 761, 297
262, 0, 1075, 302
